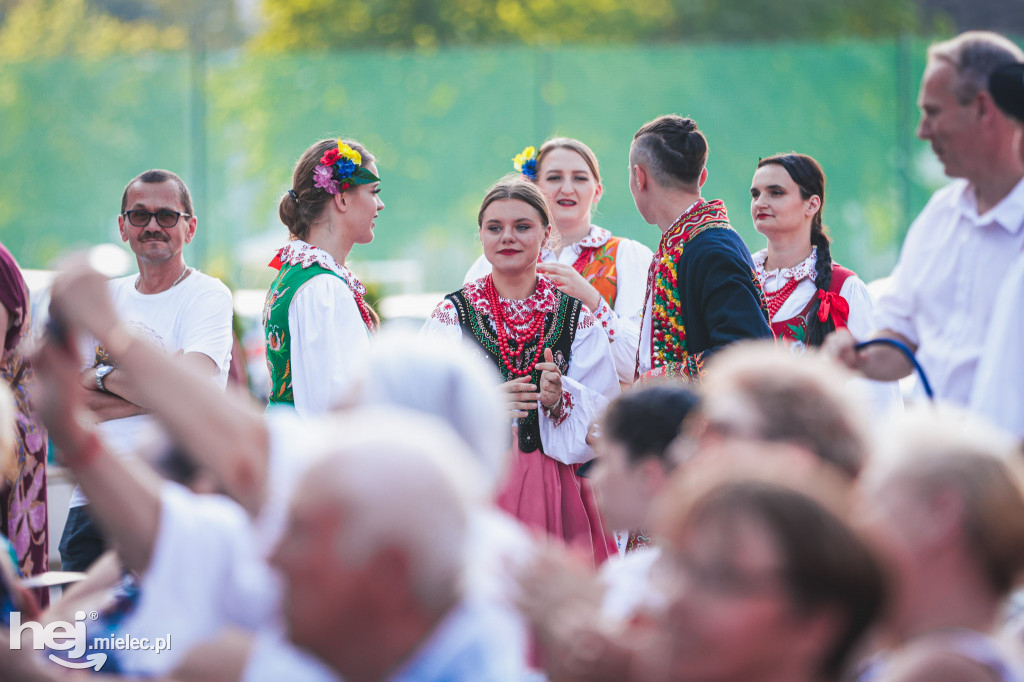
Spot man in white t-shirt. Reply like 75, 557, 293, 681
59, 169, 234, 572
827, 32, 1024, 406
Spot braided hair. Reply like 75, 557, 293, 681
631, 115, 708, 190
757, 154, 834, 347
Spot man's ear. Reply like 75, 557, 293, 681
184, 217, 197, 244
118, 215, 128, 243
634, 163, 649, 191
698, 167, 709, 188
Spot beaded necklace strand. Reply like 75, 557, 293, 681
764, 278, 800, 320
483, 275, 546, 377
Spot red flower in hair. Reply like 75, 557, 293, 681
321, 148, 341, 166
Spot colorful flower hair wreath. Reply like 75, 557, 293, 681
313, 140, 379, 195
513, 146, 538, 181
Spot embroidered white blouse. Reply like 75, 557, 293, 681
275, 240, 372, 417
464, 225, 653, 384
423, 275, 620, 465
752, 247, 902, 416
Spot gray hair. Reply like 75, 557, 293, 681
303, 407, 484, 615
928, 31, 1024, 104
356, 331, 509, 494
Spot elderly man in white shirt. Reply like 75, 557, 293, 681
827, 31, 1024, 408
969, 62, 1024, 440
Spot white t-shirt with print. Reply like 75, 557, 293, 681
69, 270, 234, 508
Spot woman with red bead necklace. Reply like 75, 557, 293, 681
465, 139, 653, 386
750, 153, 900, 411
427, 176, 619, 564
263, 138, 384, 416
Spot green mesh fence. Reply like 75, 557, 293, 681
0, 38, 1005, 294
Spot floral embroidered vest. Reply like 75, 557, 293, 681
772, 264, 855, 345
263, 262, 345, 407
644, 200, 733, 379
445, 288, 581, 453
580, 237, 621, 307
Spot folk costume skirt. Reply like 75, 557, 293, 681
496, 431, 615, 566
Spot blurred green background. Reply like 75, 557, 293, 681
0, 0, 1019, 295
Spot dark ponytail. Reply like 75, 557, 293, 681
757, 153, 834, 347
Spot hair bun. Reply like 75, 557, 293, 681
678, 117, 698, 134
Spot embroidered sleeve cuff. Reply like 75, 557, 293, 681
639, 353, 706, 383
545, 389, 573, 428
591, 298, 619, 339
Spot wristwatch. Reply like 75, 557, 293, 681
95, 364, 114, 393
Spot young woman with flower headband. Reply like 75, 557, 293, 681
750, 153, 900, 411
263, 138, 384, 416
465, 139, 654, 387
426, 176, 619, 565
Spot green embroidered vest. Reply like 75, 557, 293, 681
263, 262, 344, 407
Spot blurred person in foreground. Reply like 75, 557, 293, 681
0, 409, 514, 681
826, 32, 1024, 408
589, 382, 700, 618
970, 62, 1024, 441
0, 259, 523, 680
858, 406, 1024, 682
269, 408, 515, 681
60, 169, 234, 573
643, 467, 887, 682
0, 242, 49, 603
518, 341, 874, 681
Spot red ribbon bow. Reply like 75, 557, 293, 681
816, 290, 849, 329
268, 248, 285, 271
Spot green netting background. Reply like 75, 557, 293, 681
0, 38, 1004, 292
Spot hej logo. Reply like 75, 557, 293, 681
9, 610, 108, 670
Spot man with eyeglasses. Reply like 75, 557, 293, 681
59, 169, 234, 573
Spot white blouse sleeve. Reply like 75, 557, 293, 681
539, 307, 621, 464
288, 275, 371, 418
421, 298, 465, 343
840, 276, 904, 417
589, 238, 654, 384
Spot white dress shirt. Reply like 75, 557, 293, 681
874, 177, 1024, 406
970, 252, 1024, 439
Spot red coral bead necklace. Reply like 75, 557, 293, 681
484, 275, 546, 377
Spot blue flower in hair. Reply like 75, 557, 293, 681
335, 158, 357, 179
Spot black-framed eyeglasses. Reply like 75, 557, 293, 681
122, 209, 190, 229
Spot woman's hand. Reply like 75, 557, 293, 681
536, 348, 563, 419
500, 376, 540, 420
537, 263, 602, 312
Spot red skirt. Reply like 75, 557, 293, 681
496, 441, 615, 566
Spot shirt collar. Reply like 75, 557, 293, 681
541, 225, 611, 259
957, 176, 1024, 234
